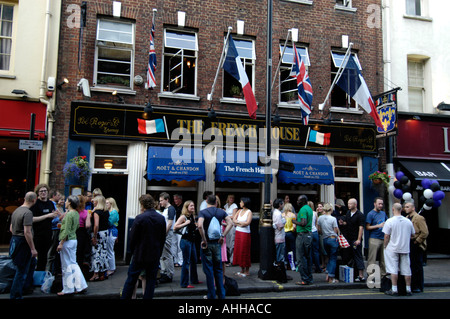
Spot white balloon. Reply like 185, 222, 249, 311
423, 204, 432, 210
423, 189, 434, 199
402, 192, 412, 201
388, 186, 396, 194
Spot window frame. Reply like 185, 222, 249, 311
407, 58, 425, 113
329, 50, 364, 113
90, 142, 129, 174
93, 18, 135, 92
277, 43, 310, 108
335, 0, 357, 12
0, 2, 16, 74
221, 36, 256, 103
160, 28, 198, 97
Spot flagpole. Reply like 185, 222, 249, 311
304, 127, 311, 148
318, 42, 353, 111
163, 116, 169, 140
207, 26, 233, 103
271, 29, 291, 92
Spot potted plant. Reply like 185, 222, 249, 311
230, 85, 242, 98
368, 171, 390, 188
63, 155, 92, 184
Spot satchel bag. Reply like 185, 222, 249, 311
338, 234, 350, 248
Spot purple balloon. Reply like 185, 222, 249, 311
393, 188, 403, 199
433, 190, 445, 201
421, 179, 432, 189
433, 200, 442, 208
395, 171, 405, 180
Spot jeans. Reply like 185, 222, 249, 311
275, 242, 285, 264
323, 237, 339, 278
284, 231, 296, 267
9, 236, 36, 299
180, 239, 199, 287
201, 241, 225, 299
312, 231, 322, 271
296, 232, 313, 284
120, 257, 159, 299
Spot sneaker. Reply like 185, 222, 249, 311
354, 276, 366, 282
406, 291, 412, 296
385, 289, 398, 296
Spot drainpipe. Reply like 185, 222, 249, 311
39, 0, 54, 185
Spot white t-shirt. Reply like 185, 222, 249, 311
382, 215, 415, 254
272, 208, 286, 243
224, 203, 237, 217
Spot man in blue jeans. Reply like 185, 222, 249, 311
198, 194, 233, 299
9, 192, 38, 299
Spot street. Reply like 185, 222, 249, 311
156, 286, 450, 300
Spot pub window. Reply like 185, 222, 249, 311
162, 29, 198, 95
94, 19, 135, 90
93, 144, 128, 171
222, 38, 255, 100
278, 44, 310, 106
0, 3, 14, 71
334, 155, 358, 179
330, 51, 361, 110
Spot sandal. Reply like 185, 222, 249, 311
328, 278, 338, 284
295, 281, 309, 285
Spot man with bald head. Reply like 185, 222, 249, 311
382, 203, 415, 296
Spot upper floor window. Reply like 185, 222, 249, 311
408, 59, 425, 112
406, 0, 421, 16
162, 29, 198, 95
0, 4, 14, 71
330, 51, 362, 110
222, 38, 255, 100
335, 0, 356, 12
278, 44, 310, 105
94, 19, 135, 90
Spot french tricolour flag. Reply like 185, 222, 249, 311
137, 118, 165, 135
309, 130, 331, 146
222, 35, 257, 119
336, 56, 383, 128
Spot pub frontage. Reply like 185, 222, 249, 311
68, 100, 381, 260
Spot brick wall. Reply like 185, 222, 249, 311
51, 0, 383, 190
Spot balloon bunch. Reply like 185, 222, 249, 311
389, 171, 446, 212
420, 178, 445, 211
389, 171, 412, 202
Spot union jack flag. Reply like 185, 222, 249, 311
291, 45, 313, 125
146, 16, 157, 89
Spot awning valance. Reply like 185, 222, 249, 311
278, 153, 334, 185
398, 160, 450, 186
215, 149, 270, 183
146, 146, 205, 182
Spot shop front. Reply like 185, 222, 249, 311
396, 114, 450, 254
68, 101, 380, 260
0, 99, 47, 245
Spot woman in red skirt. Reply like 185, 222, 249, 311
232, 197, 253, 277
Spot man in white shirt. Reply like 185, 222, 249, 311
382, 203, 415, 296
272, 198, 286, 264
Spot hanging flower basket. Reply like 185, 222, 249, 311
368, 171, 390, 188
63, 156, 92, 184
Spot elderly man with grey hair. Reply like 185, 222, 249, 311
382, 202, 416, 296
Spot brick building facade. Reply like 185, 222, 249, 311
52, 0, 383, 259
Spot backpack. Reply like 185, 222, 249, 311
207, 208, 222, 240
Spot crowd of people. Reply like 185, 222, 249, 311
8, 184, 120, 299
8, 185, 429, 299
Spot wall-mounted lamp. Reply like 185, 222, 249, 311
142, 101, 153, 119
57, 78, 69, 89
208, 108, 216, 120
412, 115, 421, 121
272, 114, 281, 126
11, 89, 28, 98
112, 90, 124, 104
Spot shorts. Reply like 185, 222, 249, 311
384, 249, 411, 276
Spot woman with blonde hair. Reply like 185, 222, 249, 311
174, 200, 200, 288
89, 195, 109, 281
317, 203, 340, 283
105, 197, 119, 277
282, 202, 297, 269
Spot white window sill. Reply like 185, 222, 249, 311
220, 97, 246, 105
281, 0, 313, 5
277, 102, 302, 109
403, 14, 433, 22
158, 92, 201, 102
0, 74, 16, 79
335, 5, 357, 13
91, 86, 136, 95
330, 106, 363, 114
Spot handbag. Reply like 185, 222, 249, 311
338, 234, 350, 248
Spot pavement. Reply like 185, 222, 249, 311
1, 254, 450, 299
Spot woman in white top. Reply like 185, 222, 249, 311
224, 195, 238, 265
232, 197, 252, 277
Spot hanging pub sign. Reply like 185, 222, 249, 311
70, 101, 377, 153
374, 88, 399, 138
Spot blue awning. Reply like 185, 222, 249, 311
147, 146, 205, 182
215, 149, 271, 183
278, 153, 334, 185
